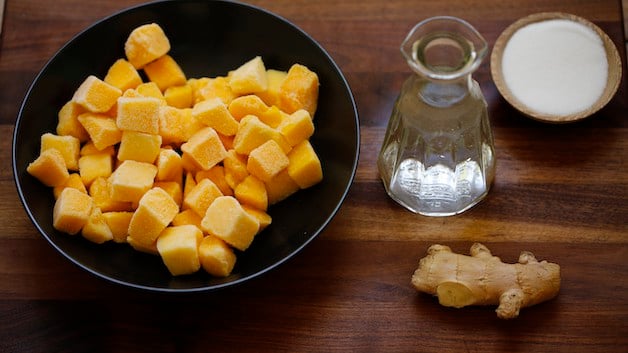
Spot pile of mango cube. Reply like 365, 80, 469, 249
26, 23, 323, 277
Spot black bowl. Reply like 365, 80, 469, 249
12, 0, 359, 292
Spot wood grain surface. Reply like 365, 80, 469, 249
1, 1, 627, 352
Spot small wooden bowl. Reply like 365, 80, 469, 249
490, 12, 622, 123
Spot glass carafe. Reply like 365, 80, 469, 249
377, 16, 495, 216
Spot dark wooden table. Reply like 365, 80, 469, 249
1, 1, 627, 352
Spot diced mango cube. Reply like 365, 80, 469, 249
195, 165, 232, 196
53, 188, 93, 235
192, 98, 239, 136
164, 84, 193, 109
57, 101, 89, 142
156, 225, 203, 276
81, 207, 113, 244
183, 178, 223, 218
241, 204, 272, 231
128, 187, 179, 247
143, 55, 187, 91
229, 56, 268, 95
277, 109, 314, 147
117, 130, 162, 163
89, 177, 133, 212
102, 211, 133, 243
201, 196, 259, 251
78, 153, 113, 187
172, 209, 203, 229
77, 113, 122, 150
156, 148, 183, 183
228, 94, 269, 121
40, 133, 81, 171
180, 127, 227, 170
247, 139, 290, 182
136, 82, 167, 102
27, 149, 69, 187
287, 140, 323, 189
257, 69, 287, 107
116, 96, 161, 134
104, 58, 143, 91
265, 169, 300, 205
223, 149, 249, 190
124, 23, 171, 69
217, 132, 234, 150
72, 75, 122, 113
53, 173, 87, 199
196, 76, 235, 104
258, 105, 285, 128
234, 175, 268, 211
159, 106, 202, 146
198, 235, 236, 277
278, 64, 319, 116
154, 181, 183, 208
233, 115, 291, 155
109, 160, 158, 203
182, 171, 197, 202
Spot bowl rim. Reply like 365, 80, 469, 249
490, 11, 623, 123
12, 0, 360, 292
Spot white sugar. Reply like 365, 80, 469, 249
501, 19, 608, 116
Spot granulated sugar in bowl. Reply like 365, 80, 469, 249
491, 12, 622, 123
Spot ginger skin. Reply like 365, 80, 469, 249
411, 243, 560, 319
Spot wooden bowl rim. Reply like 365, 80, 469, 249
490, 12, 622, 123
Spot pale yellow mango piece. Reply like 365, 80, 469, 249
128, 187, 179, 247
156, 148, 183, 184
127, 236, 159, 255
116, 96, 161, 134
180, 127, 227, 170
80, 141, 115, 156
201, 196, 259, 251
229, 56, 268, 95
72, 75, 122, 113
77, 113, 122, 151
247, 139, 289, 183
156, 225, 203, 276
109, 160, 158, 203
198, 235, 236, 277
102, 211, 134, 243
57, 101, 89, 142
53, 188, 93, 235
232, 115, 290, 155
124, 23, 171, 69
241, 204, 272, 231
192, 98, 239, 136
117, 130, 162, 164
136, 82, 167, 102
143, 54, 187, 91
183, 178, 223, 218
27, 149, 69, 187
40, 133, 80, 171
78, 153, 113, 187
223, 149, 249, 190
159, 106, 202, 146
81, 207, 114, 244
257, 69, 287, 107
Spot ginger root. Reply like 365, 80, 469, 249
411, 243, 560, 319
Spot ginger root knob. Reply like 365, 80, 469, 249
411, 243, 560, 319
